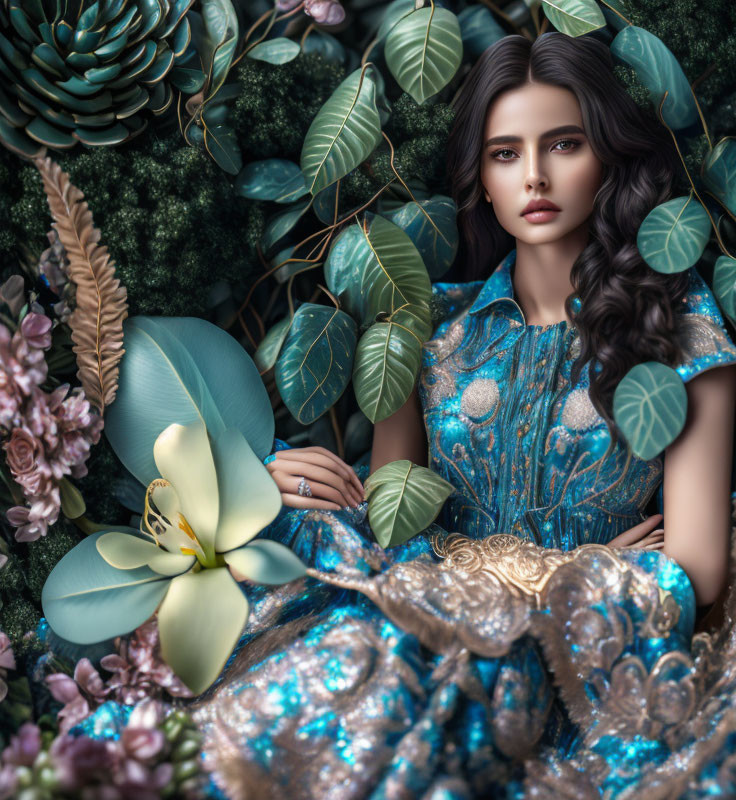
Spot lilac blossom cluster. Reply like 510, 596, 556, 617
276, 0, 346, 26
1, 312, 103, 541
0, 701, 189, 800
46, 621, 193, 735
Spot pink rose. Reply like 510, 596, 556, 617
4, 428, 41, 483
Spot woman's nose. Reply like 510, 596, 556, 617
524, 152, 548, 191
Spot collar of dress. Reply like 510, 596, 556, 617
467, 249, 527, 325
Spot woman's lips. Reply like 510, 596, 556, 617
522, 209, 560, 223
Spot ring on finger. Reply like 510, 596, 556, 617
297, 476, 312, 498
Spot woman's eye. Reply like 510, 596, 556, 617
492, 149, 516, 161
554, 139, 579, 152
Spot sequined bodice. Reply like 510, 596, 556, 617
418, 250, 736, 549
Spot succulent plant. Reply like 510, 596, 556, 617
0, 0, 194, 158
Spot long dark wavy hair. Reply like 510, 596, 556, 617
446, 32, 690, 437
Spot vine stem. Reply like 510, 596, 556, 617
657, 91, 735, 259
329, 405, 345, 460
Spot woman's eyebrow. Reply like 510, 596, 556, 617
484, 125, 585, 147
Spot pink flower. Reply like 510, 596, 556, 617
2, 722, 41, 767
19, 313, 52, 350
4, 428, 47, 496
0, 633, 15, 704
305, 0, 345, 25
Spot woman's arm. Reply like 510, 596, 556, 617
370, 386, 428, 474
662, 364, 736, 607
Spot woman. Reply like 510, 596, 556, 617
193, 34, 736, 798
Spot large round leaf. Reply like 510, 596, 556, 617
246, 37, 300, 65
636, 196, 711, 274
611, 26, 697, 131
714, 255, 736, 323
42, 531, 171, 645
541, 0, 605, 37
457, 6, 505, 60
275, 303, 358, 424
158, 568, 249, 695
105, 317, 275, 487
300, 68, 382, 196
365, 460, 454, 548
235, 159, 308, 203
353, 312, 424, 423
386, 196, 459, 279
325, 215, 432, 326
702, 137, 736, 217
375, 0, 416, 44
613, 362, 687, 461
385, 6, 462, 105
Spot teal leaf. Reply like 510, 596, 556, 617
235, 159, 308, 203
203, 123, 242, 175
541, 0, 605, 37
200, 0, 239, 100
385, 196, 458, 280
365, 460, 454, 548
385, 6, 463, 105
275, 303, 358, 424
457, 6, 505, 60
702, 137, 736, 217
255, 316, 293, 372
613, 361, 688, 461
713, 255, 736, 323
105, 317, 275, 487
353, 310, 425, 423
42, 531, 170, 645
247, 37, 300, 65
302, 29, 346, 64
300, 68, 382, 196
636, 196, 711, 274
262, 198, 312, 253
225, 540, 307, 584
375, 0, 419, 47
611, 26, 697, 130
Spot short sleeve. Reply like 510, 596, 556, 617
673, 267, 736, 384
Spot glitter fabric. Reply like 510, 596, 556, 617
103, 253, 736, 798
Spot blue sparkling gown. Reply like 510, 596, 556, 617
189, 251, 736, 799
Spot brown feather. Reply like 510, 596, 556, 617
34, 157, 128, 414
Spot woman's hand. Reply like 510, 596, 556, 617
265, 446, 365, 511
606, 513, 665, 550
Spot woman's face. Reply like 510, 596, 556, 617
480, 82, 604, 246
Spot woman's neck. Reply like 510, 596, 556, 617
513, 230, 589, 326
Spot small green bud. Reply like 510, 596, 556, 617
173, 758, 200, 782
172, 737, 200, 762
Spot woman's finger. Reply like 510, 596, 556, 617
609, 514, 664, 547
270, 461, 361, 507
278, 447, 364, 496
643, 541, 665, 550
281, 493, 342, 511
280, 474, 351, 508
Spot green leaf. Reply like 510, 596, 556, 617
211, 428, 282, 553
200, 0, 239, 100
541, 0, 605, 37
270, 248, 318, 284
255, 316, 293, 372
610, 26, 697, 130
365, 460, 454, 548
261, 198, 312, 253
300, 68, 382, 195
702, 137, 736, 217
325, 215, 432, 326
235, 159, 308, 203
302, 30, 346, 64
247, 37, 300, 65
59, 478, 85, 520
42, 531, 171, 645
158, 568, 249, 694
457, 6, 505, 60
353, 312, 424, 423
275, 303, 358, 425
636, 196, 711, 274
385, 6, 462, 105
203, 123, 242, 175
613, 362, 688, 461
714, 255, 736, 323
375, 0, 416, 44
105, 317, 275, 487
224, 540, 306, 584
385, 196, 458, 280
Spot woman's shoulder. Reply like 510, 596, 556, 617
674, 266, 736, 383
422, 281, 484, 365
